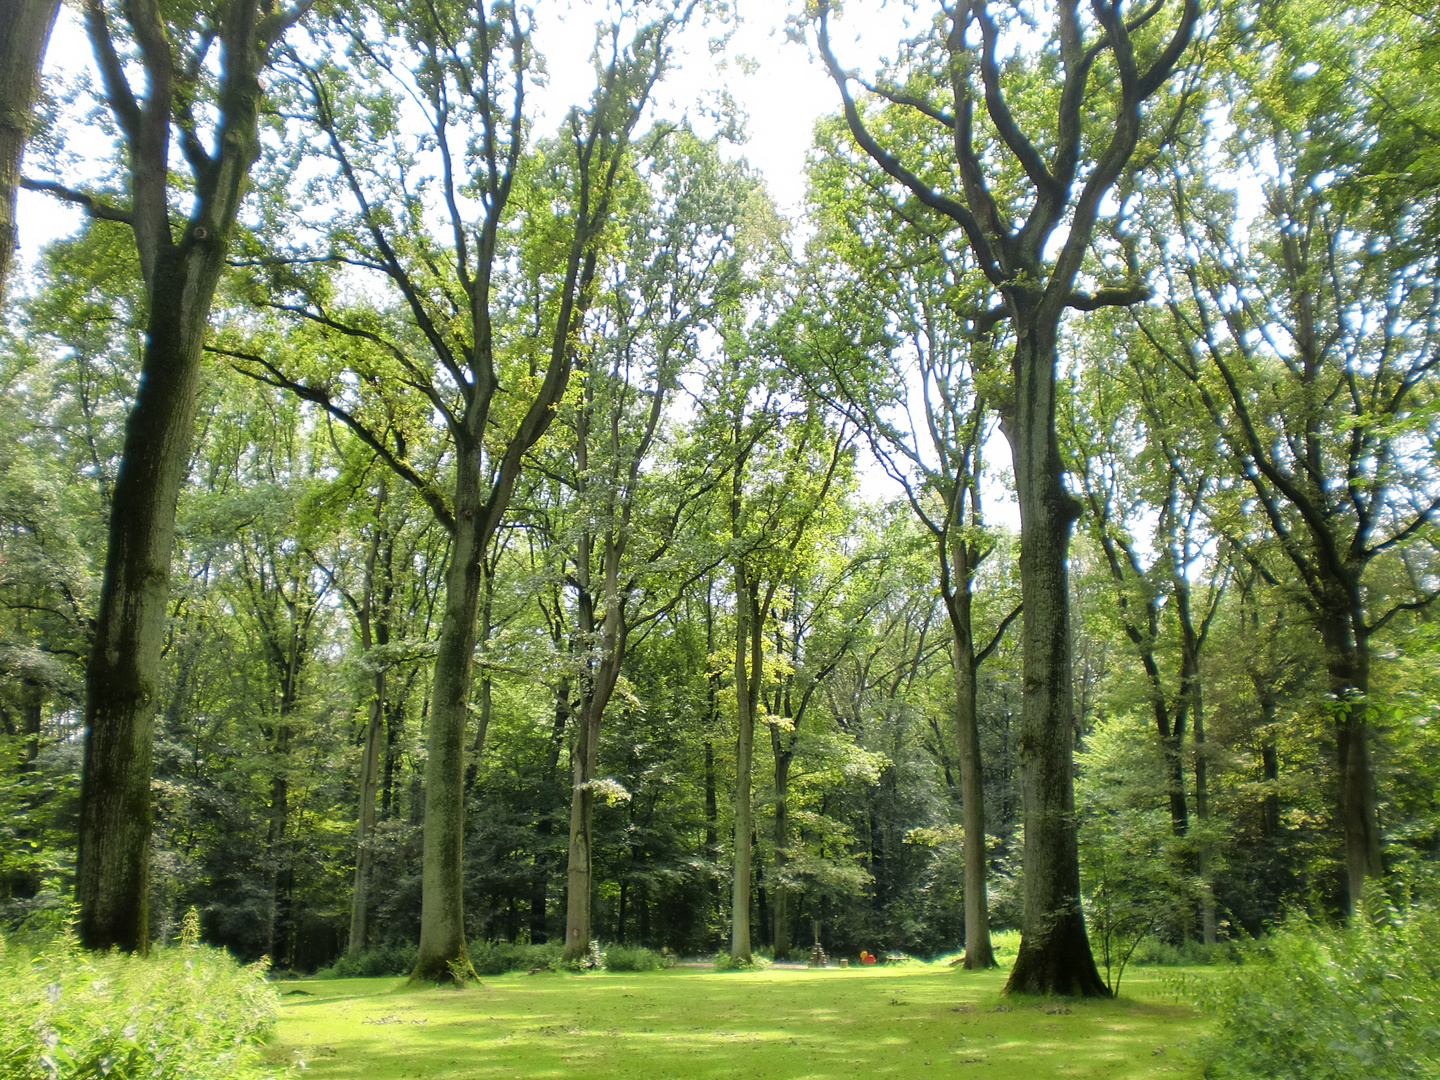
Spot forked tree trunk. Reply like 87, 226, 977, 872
73, 0, 294, 954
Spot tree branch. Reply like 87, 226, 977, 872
18, 178, 134, 225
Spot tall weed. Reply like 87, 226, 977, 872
1198, 907, 1440, 1079
0, 931, 280, 1080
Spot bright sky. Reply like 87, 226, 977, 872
530, 1, 919, 215
15, 0, 1003, 520
15, 0, 916, 259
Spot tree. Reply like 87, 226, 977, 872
813, 0, 1200, 994
800, 126, 1023, 965
229, 0, 689, 980
19, 0, 309, 952
695, 328, 853, 963
1139, 0, 1440, 912
1062, 319, 1228, 941
552, 131, 758, 962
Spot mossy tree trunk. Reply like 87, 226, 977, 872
70, 0, 304, 953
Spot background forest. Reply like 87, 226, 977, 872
0, 0, 1437, 989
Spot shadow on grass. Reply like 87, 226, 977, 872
273, 966, 1209, 1080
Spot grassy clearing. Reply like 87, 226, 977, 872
271, 963, 1210, 1079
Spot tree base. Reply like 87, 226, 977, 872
1004, 935, 1110, 997
408, 951, 477, 986
961, 948, 998, 970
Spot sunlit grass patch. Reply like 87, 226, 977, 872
273, 962, 1210, 1079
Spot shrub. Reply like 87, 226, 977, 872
0, 931, 280, 1080
315, 941, 418, 979
563, 940, 605, 972
712, 951, 772, 972
1128, 936, 1234, 967
468, 941, 563, 976
602, 944, 667, 972
1198, 907, 1440, 1079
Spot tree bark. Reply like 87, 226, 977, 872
412, 450, 485, 982
562, 695, 601, 960
0, 0, 59, 298
530, 679, 568, 945
949, 594, 995, 969
348, 663, 385, 955
770, 728, 795, 960
348, 504, 392, 955
1001, 327, 1107, 997
730, 576, 761, 962
79, 242, 234, 952
815, 0, 1197, 996
74, 0, 295, 954
1319, 598, 1381, 915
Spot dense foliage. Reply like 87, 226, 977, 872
0, 0, 1437, 1044
1198, 906, 1440, 1078
0, 928, 279, 1080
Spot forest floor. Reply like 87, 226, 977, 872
268, 963, 1214, 1079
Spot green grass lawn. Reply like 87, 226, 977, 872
269, 963, 1210, 1079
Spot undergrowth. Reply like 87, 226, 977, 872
319, 939, 672, 978
712, 950, 773, 971
601, 944, 669, 972
315, 942, 419, 979
0, 927, 280, 1080
1197, 906, 1440, 1079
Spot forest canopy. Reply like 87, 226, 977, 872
0, 0, 1437, 995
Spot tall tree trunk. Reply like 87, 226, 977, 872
562, 693, 602, 961
1320, 600, 1380, 916
382, 694, 403, 820
704, 590, 722, 944
19, 676, 42, 771
78, 243, 232, 953
943, 537, 996, 970
730, 576, 761, 963
464, 560, 496, 795
74, 0, 291, 953
261, 767, 289, 962
951, 611, 995, 969
1176, 584, 1216, 946
349, 497, 389, 955
531, 679, 568, 945
348, 666, 384, 955
770, 730, 794, 960
561, 519, 629, 957
1001, 328, 1107, 998
1193, 695, 1216, 946
0, 0, 59, 298
412, 449, 486, 982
